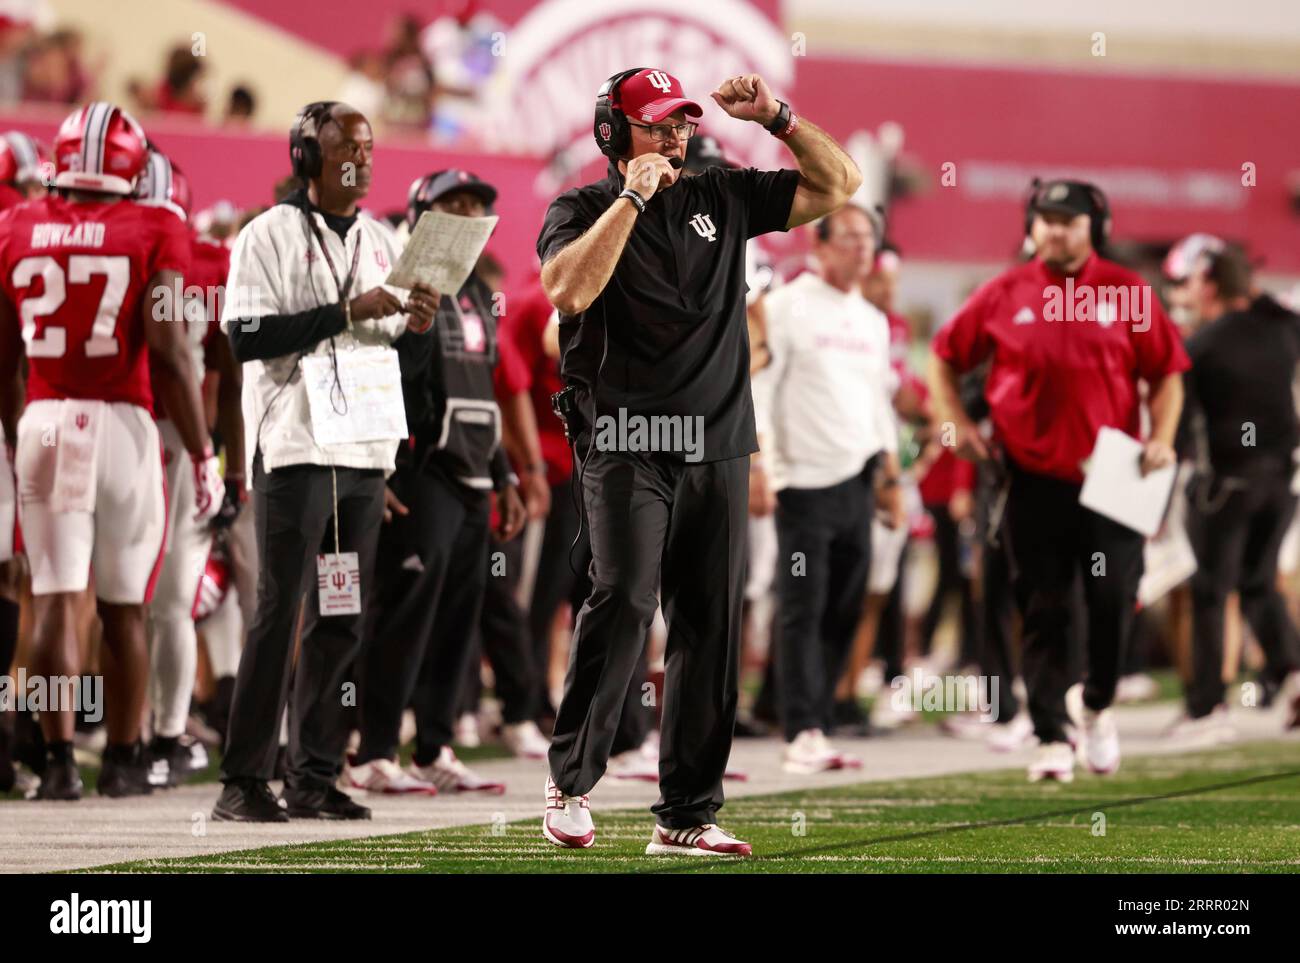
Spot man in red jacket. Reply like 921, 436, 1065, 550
928, 180, 1188, 783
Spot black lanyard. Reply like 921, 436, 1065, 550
303, 210, 363, 417
307, 213, 363, 304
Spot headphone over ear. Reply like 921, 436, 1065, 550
593, 67, 647, 161
1024, 178, 1112, 251
289, 100, 339, 180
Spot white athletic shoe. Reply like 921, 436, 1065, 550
645, 823, 752, 857
501, 721, 550, 760
1114, 673, 1159, 704
940, 712, 992, 741
1077, 706, 1121, 775
986, 712, 1035, 753
782, 729, 838, 774
345, 757, 438, 795
1164, 705, 1236, 748
407, 747, 504, 794
870, 679, 919, 730
543, 776, 595, 848
783, 729, 861, 774
1028, 741, 1075, 783
607, 747, 660, 781
452, 713, 481, 748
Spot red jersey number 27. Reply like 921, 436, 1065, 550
13, 254, 129, 358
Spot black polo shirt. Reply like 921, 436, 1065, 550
1185, 294, 1300, 477
536, 161, 799, 463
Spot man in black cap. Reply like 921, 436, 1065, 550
344, 169, 527, 796
537, 67, 861, 856
930, 179, 1188, 783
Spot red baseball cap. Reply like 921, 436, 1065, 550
616, 68, 702, 124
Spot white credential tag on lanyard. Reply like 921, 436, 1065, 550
317, 466, 361, 616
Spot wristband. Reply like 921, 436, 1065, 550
764, 100, 792, 135
618, 188, 647, 214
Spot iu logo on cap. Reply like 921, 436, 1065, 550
689, 213, 717, 243
646, 70, 672, 93
599, 121, 612, 141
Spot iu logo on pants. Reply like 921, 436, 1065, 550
689, 213, 717, 242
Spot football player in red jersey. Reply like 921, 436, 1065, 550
0, 131, 50, 212
0, 103, 221, 800
134, 147, 244, 787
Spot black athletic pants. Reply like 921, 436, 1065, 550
772, 459, 877, 741
1186, 471, 1300, 717
221, 454, 384, 789
1003, 462, 1144, 744
548, 446, 747, 829
357, 465, 489, 767
919, 503, 978, 665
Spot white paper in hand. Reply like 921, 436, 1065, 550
1078, 426, 1176, 537
386, 210, 498, 294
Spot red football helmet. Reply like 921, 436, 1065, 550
135, 148, 192, 221
0, 131, 50, 188
53, 102, 149, 196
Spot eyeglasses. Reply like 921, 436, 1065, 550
627, 121, 698, 143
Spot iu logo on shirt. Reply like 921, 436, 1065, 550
689, 213, 717, 243
375, 249, 389, 271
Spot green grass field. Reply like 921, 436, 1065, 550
92, 740, 1300, 874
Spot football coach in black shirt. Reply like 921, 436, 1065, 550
537, 67, 861, 856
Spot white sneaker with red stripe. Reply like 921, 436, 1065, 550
406, 747, 505, 794
1077, 706, 1121, 775
501, 721, 550, 760
344, 757, 438, 795
645, 823, 752, 857
774, 727, 837, 774
542, 776, 595, 848
1028, 741, 1075, 783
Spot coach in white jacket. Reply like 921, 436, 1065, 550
751, 204, 903, 775
213, 102, 438, 822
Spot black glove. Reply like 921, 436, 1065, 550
210, 478, 245, 530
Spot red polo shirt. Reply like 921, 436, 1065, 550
933, 254, 1189, 483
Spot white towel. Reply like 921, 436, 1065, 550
50, 400, 103, 513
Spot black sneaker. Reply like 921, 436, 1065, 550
35, 756, 83, 801
212, 779, 290, 822
98, 743, 154, 798
732, 715, 771, 739
149, 735, 209, 788
283, 785, 372, 820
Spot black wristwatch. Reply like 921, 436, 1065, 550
764, 100, 792, 135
